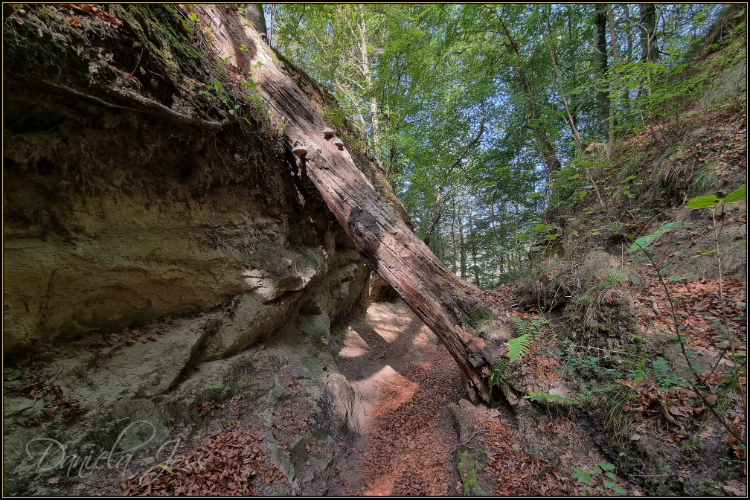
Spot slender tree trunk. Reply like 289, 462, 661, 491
639, 4, 660, 64
458, 200, 467, 280
621, 4, 633, 114
469, 209, 480, 286
514, 204, 521, 269
607, 4, 620, 154
593, 4, 610, 137
538, 8, 581, 150
492, 10, 562, 180
451, 194, 459, 274
358, 6, 382, 168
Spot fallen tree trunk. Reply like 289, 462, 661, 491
217, 8, 495, 402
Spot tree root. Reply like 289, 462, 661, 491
8, 74, 231, 130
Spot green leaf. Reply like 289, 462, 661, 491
533, 224, 546, 231
612, 485, 628, 494
572, 469, 593, 485
508, 333, 533, 363
240, 43, 249, 52
605, 471, 615, 479
598, 462, 616, 471
157, 464, 173, 473
685, 195, 720, 209
724, 184, 746, 204
691, 249, 717, 258
568, 174, 580, 180
627, 222, 681, 253
527, 192, 542, 199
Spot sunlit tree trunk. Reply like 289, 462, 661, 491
469, 209, 480, 286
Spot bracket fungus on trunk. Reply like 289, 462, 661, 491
322, 127, 335, 138
292, 145, 308, 157
333, 138, 344, 150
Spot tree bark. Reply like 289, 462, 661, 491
243, 4, 267, 38
639, 4, 660, 64
538, 8, 581, 151
607, 4, 620, 153
593, 4, 610, 136
458, 200, 467, 280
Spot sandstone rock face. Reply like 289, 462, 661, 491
3, 183, 369, 357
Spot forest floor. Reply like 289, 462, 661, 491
333, 299, 624, 496
36, 291, 743, 497
333, 286, 746, 496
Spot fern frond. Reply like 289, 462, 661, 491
488, 358, 510, 397
510, 316, 531, 337
508, 333, 533, 363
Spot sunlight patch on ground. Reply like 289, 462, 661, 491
411, 328, 437, 346
337, 327, 370, 358
372, 325, 402, 343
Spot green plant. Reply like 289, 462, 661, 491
696, 483, 717, 496
604, 386, 634, 437
680, 435, 704, 454
457, 450, 478, 495
489, 318, 536, 398
627, 185, 746, 448
692, 162, 720, 196
571, 462, 626, 495
524, 391, 567, 404
595, 268, 631, 291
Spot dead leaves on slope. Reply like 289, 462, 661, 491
122, 424, 283, 496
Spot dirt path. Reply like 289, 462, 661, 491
332, 299, 464, 495
331, 298, 631, 497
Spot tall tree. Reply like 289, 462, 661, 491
639, 4, 661, 64
606, 4, 621, 152
593, 4, 610, 136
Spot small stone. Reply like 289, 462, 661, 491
630, 433, 641, 441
